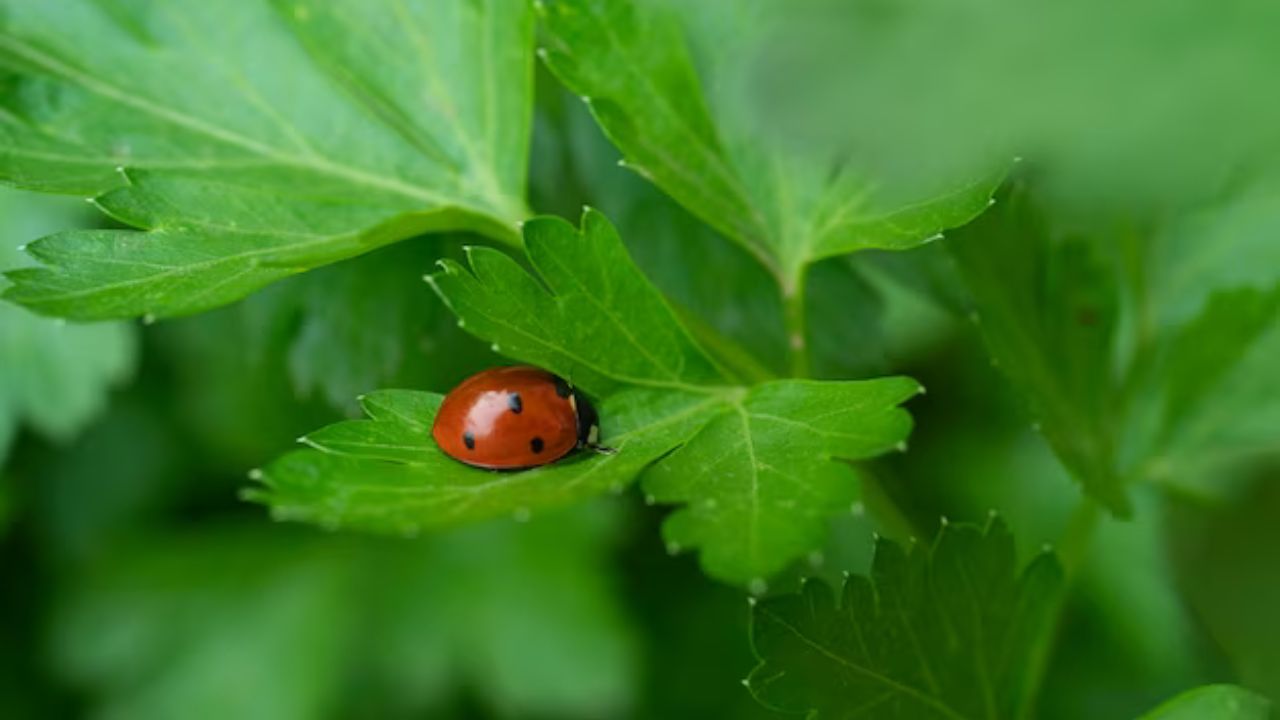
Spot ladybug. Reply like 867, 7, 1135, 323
431, 365, 610, 470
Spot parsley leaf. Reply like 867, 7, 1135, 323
748, 518, 1063, 720
254, 209, 917, 584
536, 0, 998, 289
0, 189, 135, 464
1, 0, 532, 320
949, 181, 1280, 510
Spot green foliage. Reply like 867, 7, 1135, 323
535, 0, 999, 288
256, 210, 916, 584
0, 190, 135, 464
50, 512, 637, 720
0, 0, 532, 319
1138, 685, 1271, 720
2, 2, 1279, 718
748, 518, 1064, 719
949, 182, 1280, 512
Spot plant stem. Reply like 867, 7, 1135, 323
1018, 497, 1102, 719
783, 265, 811, 378
1057, 497, 1101, 582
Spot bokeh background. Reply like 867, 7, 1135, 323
3, 0, 1279, 718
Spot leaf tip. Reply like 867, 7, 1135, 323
895, 440, 908, 453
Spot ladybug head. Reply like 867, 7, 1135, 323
571, 388, 600, 448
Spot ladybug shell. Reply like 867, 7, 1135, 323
432, 366, 593, 470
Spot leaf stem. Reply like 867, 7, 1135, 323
783, 264, 811, 378
1018, 497, 1101, 720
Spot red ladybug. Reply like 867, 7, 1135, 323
431, 365, 609, 470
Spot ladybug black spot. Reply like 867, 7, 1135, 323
508, 392, 523, 414
553, 376, 572, 398
530, 436, 545, 454
463, 431, 476, 450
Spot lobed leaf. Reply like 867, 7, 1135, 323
255, 209, 918, 583
0, 0, 532, 319
950, 180, 1280, 507
748, 518, 1064, 720
536, 0, 999, 286
0, 189, 136, 464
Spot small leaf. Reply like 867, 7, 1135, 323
748, 518, 1064, 720
643, 378, 915, 583
537, 0, 998, 286
1, 0, 532, 319
1137, 685, 1271, 720
0, 189, 136, 465
256, 209, 917, 583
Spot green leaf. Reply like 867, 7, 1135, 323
255, 209, 918, 583
1137, 685, 1271, 720
243, 239, 499, 410
949, 183, 1129, 513
1, 0, 532, 320
949, 180, 1280, 507
748, 518, 1064, 720
536, 0, 998, 287
0, 189, 136, 465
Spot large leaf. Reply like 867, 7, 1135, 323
254, 209, 917, 584
536, 0, 998, 290
1137, 685, 1271, 720
0, 0, 532, 320
747, 518, 1064, 720
0, 189, 135, 465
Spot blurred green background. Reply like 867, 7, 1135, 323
3, 0, 1280, 718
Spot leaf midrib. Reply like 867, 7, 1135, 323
0, 33, 521, 221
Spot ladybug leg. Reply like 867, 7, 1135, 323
588, 442, 618, 456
